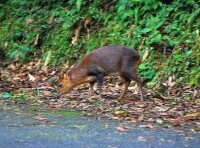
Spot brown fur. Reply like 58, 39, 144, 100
58, 45, 144, 100
58, 72, 95, 94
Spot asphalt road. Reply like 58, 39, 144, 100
0, 107, 199, 148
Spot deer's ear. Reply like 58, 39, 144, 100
65, 71, 71, 80
58, 75, 64, 83
63, 74, 68, 79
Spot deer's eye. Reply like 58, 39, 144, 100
58, 83, 63, 88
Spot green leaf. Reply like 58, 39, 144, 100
19, 51, 25, 59
18, 94, 26, 100
134, 7, 139, 25
156, 118, 164, 125
76, 0, 82, 11
62, 20, 69, 28
155, 19, 166, 29
114, 110, 126, 115
139, 63, 147, 70
14, 26, 20, 31
172, 66, 178, 72
9, 50, 18, 60
163, 35, 169, 40
154, 34, 162, 43
185, 50, 192, 56
152, 3, 158, 10
141, 28, 152, 34
117, 4, 126, 13
1, 92, 14, 99
21, 46, 30, 51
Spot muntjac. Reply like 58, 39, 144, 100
58, 45, 144, 100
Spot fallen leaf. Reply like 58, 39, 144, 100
138, 115, 144, 121
183, 136, 195, 141
137, 136, 147, 141
72, 25, 82, 45
112, 116, 120, 120
35, 116, 48, 121
35, 59, 42, 68
46, 105, 58, 109
135, 102, 146, 108
115, 82, 122, 89
84, 17, 92, 28
142, 48, 149, 61
15, 139, 26, 143
116, 126, 128, 132
131, 119, 138, 124
28, 72, 36, 81
128, 84, 138, 90
138, 37, 145, 51
164, 118, 182, 125
73, 125, 87, 129
34, 34, 39, 45
144, 124, 154, 129
118, 98, 139, 102
139, 124, 155, 129
25, 18, 32, 25
183, 112, 199, 118
114, 110, 126, 115
195, 126, 200, 131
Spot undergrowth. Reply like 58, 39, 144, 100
0, 0, 199, 89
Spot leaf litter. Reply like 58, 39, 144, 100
0, 62, 200, 133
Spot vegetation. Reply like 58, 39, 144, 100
0, 0, 199, 128
0, 0, 199, 89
